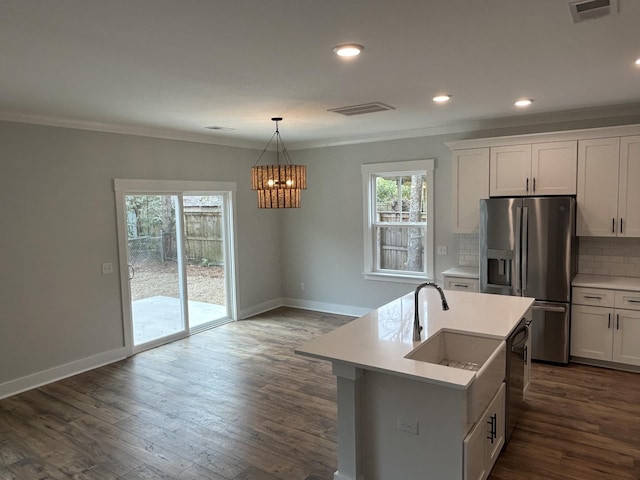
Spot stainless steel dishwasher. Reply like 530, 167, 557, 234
505, 317, 529, 443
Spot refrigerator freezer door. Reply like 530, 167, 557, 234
522, 197, 575, 302
530, 301, 570, 363
480, 198, 521, 296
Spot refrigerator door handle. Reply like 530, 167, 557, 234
514, 206, 522, 295
521, 206, 529, 292
532, 303, 567, 313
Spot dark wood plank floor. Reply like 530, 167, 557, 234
0, 307, 638, 480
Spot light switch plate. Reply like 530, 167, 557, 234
436, 245, 448, 255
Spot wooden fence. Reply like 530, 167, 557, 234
378, 211, 425, 271
128, 211, 223, 265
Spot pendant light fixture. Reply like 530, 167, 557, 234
251, 117, 307, 208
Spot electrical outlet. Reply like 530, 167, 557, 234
101, 262, 114, 274
397, 416, 419, 435
300, 282, 305, 291
436, 245, 448, 255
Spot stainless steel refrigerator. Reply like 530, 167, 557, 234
480, 197, 577, 364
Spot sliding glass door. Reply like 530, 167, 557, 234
115, 180, 237, 353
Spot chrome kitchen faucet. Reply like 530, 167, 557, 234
413, 282, 450, 341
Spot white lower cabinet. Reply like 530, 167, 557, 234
444, 275, 480, 292
464, 383, 505, 480
571, 287, 640, 367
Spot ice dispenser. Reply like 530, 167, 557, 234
487, 249, 512, 287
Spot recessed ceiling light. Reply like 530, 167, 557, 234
515, 99, 534, 107
333, 44, 364, 57
635, 58, 640, 65
433, 94, 452, 103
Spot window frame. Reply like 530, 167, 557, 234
361, 159, 435, 283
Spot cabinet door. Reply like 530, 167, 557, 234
576, 138, 620, 236
524, 319, 532, 397
618, 136, 640, 237
612, 309, 640, 366
463, 383, 505, 480
452, 148, 490, 233
463, 417, 487, 480
570, 305, 613, 360
484, 383, 505, 472
490, 145, 531, 197
531, 141, 577, 195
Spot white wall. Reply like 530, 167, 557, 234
280, 136, 459, 311
3, 112, 640, 396
0, 121, 280, 390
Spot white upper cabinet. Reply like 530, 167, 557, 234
577, 136, 640, 237
451, 148, 490, 233
490, 141, 577, 197
531, 141, 578, 195
617, 136, 640, 237
489, 145, 531, 196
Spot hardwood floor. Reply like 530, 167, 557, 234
0, 307, 638, 480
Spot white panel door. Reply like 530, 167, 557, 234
531, 141, 577, 195
576, 138, 620, 236
490, 145, 531, 197
452, 148, 490, 233
618, 136, 640, 237
570, 305, 613, 360
612, 309, 640, 366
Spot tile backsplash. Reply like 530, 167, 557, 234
458, 234, 479, 267
457, 234, 640, 278
578, 237, 640, 277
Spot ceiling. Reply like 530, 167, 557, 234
1, 0, 639, 150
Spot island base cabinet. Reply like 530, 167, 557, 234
464, 383, 506, 480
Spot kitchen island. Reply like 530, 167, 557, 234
296, 289, 534, 480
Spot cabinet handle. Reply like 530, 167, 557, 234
620, 218, 623, 234
486, 414, 497, 443
612, 218, 615, 234
526, 177, 529, 193
617, 314, 620, 330
524, 345, 528, 365
533, 177, 536, 192
608, 313, 611, 329
453, 284, 469, 288
627, 299, 640, 304
583, 295, 602, 300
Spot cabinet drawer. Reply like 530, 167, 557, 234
444, 276, 479, 292
572, 287, 615, 307
614, 290, 640, 310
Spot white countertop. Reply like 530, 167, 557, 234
442, 266, 479, 279
295, 290, 534, 390
572, 274, 640, 291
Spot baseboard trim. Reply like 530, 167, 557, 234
283, 298, 370, 318
238, 298, 285, 319
0, 347, 128, 400
570, 356, 640, 373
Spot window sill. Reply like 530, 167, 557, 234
363, 272, 433, 285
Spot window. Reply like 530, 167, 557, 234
361, 159, 434, 282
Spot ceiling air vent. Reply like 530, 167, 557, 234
569, 0, 617, 22
328, 102, 396, 116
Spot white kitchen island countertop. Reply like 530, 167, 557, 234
296, 289, 534, 390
